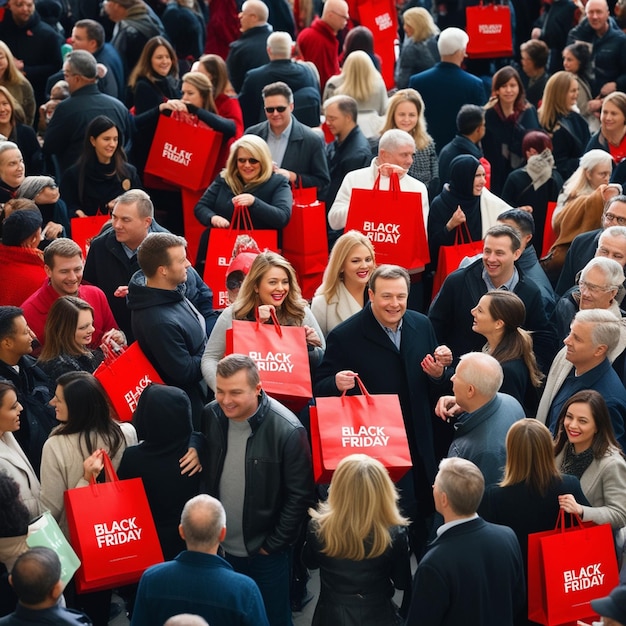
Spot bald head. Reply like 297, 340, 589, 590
322, 0, 349, 33
239, 0, 268, 31
586, 0, 610, 34
179, 495, 226, 552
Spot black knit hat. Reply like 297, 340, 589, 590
2, 209, 42, 246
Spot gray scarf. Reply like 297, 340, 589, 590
524, 149, 555, 190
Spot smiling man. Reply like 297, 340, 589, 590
429, 224, 557, 373
315, 264, 451, 558
21, 238, 122, 351
537, 309, 626, 451
200, 354, 313, 626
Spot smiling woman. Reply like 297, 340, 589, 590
201, 251, 325, 392
0, 379, 41, 518
37, 296, 106, 380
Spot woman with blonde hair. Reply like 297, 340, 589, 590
483, 65, 540, 195
303, 454, 411, 625
0, 41, 35, 126
323, 50, 388, 139
395, 7, 440, 89
379, 88, 438, 194
479, 419, 587, 572
201, 250, 324, 390
311, 230, 375, 336
194, 134, 291, 233
470, 291, 543, 413
538, 71, 590, 181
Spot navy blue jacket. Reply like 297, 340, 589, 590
407, 518, 525, 626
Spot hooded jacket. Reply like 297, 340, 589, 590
127, 272, 208, 426
117, 384, 201, 560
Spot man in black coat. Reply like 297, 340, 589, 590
429, 224, 558, 373
407, 457, 525, 626
0, 0, 63, 109
322, 94, 371, 244
83, 190, 217, 342
43, 50, 131, 172
0, 307, 56, 478
226, 0, 272, 93
127, 232, 209, 426
246, 81, 329, 198
239, 32, 320, 128
566, 0, 626, 109
315, 265, 451, 555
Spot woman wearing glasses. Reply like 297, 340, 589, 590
193, 134, 292, 264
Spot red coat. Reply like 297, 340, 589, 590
0, 245, 46, 306
21, 280, 119, 349
296, 18, 340, 93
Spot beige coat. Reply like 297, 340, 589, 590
0, 431, 41, 519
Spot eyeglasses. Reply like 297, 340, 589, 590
226, 278, 244, 290
46, 184, 58, 189
603, 212, 626, 226
578, 279, 615, 293
264, 106, 287, 114
330, 9, 350, 19
237, 157, 260, 165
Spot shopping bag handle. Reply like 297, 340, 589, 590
100, 340, 127, 366
89, 450, 119, 486
554, 508, 585, 532
254, 307, 283, 337
454, 221, 474, 245
373, 171, 401, 193
341, 375, 374, 405
230, 203, 254, 232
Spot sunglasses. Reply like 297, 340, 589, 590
237, 157, 260, 165
265, 106, 287, 113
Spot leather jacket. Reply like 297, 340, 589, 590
200, 391, 314, 555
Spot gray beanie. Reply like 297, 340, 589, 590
2, 209, 42, 246
16, 176, 56, 201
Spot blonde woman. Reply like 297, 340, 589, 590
303, 454, 411, 625
0, 41, 35, 126
379, 88, 438, 193
201, 251, 325, 391
323, 50, 388, 138
193, 134, 291, 230
395, 7, 440, 89
311, 230, 376, 336
538, 71, 590, 180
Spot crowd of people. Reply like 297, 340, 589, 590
1, 0, 626, 624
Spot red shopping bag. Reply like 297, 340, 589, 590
432, 222, 483, 298
282, 182, 328, 300
181, 188, 205, 266
203, 204, 278, 308
93, 342, 163, 422
527, 510, 619, 625
144, 110, 222, 191
465, 2, 513, 59
311, 376, 412, 483
541, 201, 558, 258
71, 213, 110, 258
345, 172, 428, 271
356, 0, 398, 90
226, 308, 312, 411
65, 451, 163, 593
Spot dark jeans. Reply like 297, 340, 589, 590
225, 550, 292, 626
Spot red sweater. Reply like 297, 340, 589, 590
297, 18, 340, 93
21, 280, 119, 348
